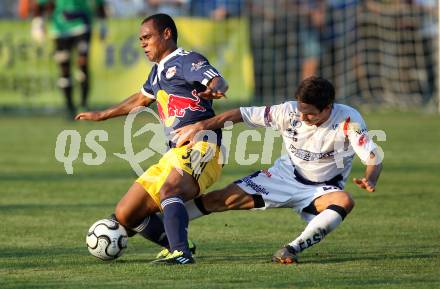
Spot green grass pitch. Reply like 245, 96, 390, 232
0, 111, 439, 288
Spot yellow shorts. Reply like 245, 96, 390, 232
136, 142, 222, 209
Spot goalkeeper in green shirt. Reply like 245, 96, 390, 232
32, 0, 107, 118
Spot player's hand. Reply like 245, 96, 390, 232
197, 88, 226, 100
172, 123, 204, 148
352, 177, 376, 192
75, 111, 105, 121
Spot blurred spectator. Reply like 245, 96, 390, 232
147, 0, 189, 17
246, 0, 323, 103
413, 0, 438, 103
18, 0, 37, 19
0, 0, 18, 18
246, 0, 286, 103
322, 0, 360, 98
296, 1, 325, 80
32, 0, 107, 119
190, 0, 242, 19
105, 0, 146, 18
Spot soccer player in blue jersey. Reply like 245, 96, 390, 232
76, 13, 228, 265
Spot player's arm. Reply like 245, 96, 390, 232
353, 151, 383, 193
173, 108, 242, 147
345, 115, 384, 192
198, 108, 243, 129
183, 53, 228, 99
173, 104, 284, 147
75, 92, 155, 121
198, 76, 229, 100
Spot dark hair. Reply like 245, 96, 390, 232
142, 13, 178, 43
294, 76, 335, 111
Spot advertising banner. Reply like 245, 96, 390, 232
0, 18, 253, 108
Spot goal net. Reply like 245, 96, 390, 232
245, 1, 438, 109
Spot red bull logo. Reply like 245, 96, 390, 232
156, 90, 206, 127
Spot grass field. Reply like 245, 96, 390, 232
0, 111, 439, 288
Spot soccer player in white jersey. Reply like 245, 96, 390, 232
173, 76, 383, 264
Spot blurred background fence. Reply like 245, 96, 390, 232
0, 0, 438, 111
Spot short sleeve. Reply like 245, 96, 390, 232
239, 103, 288, 131
343, 112, 377, 163
182, 52, 222, 86
140, 66, 156, 99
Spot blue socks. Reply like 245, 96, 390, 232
161, 196, 191, 255
132, 214, 169, 248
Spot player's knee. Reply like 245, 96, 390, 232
114, 203, 134, 228
57, 77, 72, 89
339, 192, 355, 213
76, 69, 88, 83
54, 50, 70, 63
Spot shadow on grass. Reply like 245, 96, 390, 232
116, 251, 439, 271
124, 254, 270, 265
0, 203, 113, 212
1, 247, 85, 259
0, 170, 134, 182
303, 252, 438, 265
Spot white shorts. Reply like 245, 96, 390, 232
234, 157, 343, 221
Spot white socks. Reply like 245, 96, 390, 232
288, 205, 346, 253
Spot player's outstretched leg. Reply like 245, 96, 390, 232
185, 183, 257, 217
272, 191, 355, 264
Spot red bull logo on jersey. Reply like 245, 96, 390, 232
156, 90, 206, 127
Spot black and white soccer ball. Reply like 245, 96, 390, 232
86, 218, 128, 261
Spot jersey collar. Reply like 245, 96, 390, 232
156, 47, 182, 81
157, 47, 183, 66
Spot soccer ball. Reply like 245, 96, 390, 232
86, 218, 128, 261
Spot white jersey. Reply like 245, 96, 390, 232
240, 101, 377, 187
